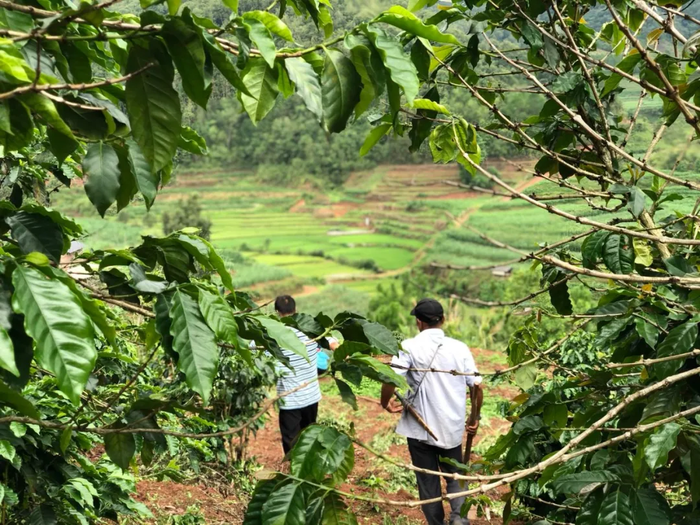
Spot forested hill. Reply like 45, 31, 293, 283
119, 0, 699, 187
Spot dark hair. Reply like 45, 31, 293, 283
424, 316, 444, 328
275, 295, 296, 315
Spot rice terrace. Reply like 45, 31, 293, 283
1, 0, 699, 524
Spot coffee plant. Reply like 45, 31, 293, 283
1, 0, 699, 522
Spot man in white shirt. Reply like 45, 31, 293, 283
381, 298, 483, 525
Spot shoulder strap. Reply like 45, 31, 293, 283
407, 342, 442, 405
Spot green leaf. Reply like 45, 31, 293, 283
322, 49, 362, 133
166, 0, 180, 15
628, 187, 646, 218
0, 326, 19, 377
664, 255, 695, 277
603, 234, 634, 274
514, 363, 537, 390
255, 316, 307, 359
345, 34, 385, 118
261, 482, 306, 525
377, 6, 460, 45
60, 426, 72, 454
634, 317, 659, 349
653, 321, 698, 378
162, 18, 211, 108
115, 145, 137, 212
6, 211, 63, 264
243, 11, 292, 41
104, 431, 136, 470
178, 126, 208, 155
408, 0, 437, 11
543, 403, 568, 430
335, 378, 358, 410
199, 237, 234, 292
47, 127, 78, 165
359, 319, 398, 355
0, 49, 30, 84
513, 415, 543, 435
599, 487, 633, 525
170, 290, 219, 404
633, 239, 653, 267
200, 33, 250, 97
126, 139, 157, 210
645, 423, 681, 470
0, 7, 34, 34
240, 58, 279, 124
11, 265, 96, 405
412, 98, 450, 114
20, 93, 75, 139
548, 279, 572, 315
223, 0, 238, 11
552, 471, 619, 495
0, 381, 40, 419
285, 57, 322, 121
632, 487, 671, 525
291, 425, 354, 485
345, 354, 407, 389
9, 423, 25, 441
603, 53, 642, 96
198, 289, 251, 365
28, 505, 57, 525
41, 265, 117, 348
576, 488, 604, 525
83, 142, 121, 217
243, 479, 276, 525
360, 123, 391, 156
125, 41, 182, 173
0, 440, 15, 462
366, 25, 419, 103
243, 18, 276, 68
322, 493, 358, 525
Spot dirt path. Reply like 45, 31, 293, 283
246, 377, 510, 525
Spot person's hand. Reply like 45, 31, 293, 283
466, 417, 480, 435
385, 400, 403, 414
329, 340, 339, 350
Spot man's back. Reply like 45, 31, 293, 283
276, 327, 321, 410
392, 328, 480, 449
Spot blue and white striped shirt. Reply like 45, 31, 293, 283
276, 327, 321, 410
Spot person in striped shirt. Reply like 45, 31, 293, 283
273, 295, 322, 454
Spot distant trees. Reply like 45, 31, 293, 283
162, 195, 213, 240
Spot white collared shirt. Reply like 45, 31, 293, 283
391, 329, 481, 449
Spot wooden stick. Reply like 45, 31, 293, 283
395, 392, 439, 441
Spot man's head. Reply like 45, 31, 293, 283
275, 295, 296, 317
410, 298, 445, 331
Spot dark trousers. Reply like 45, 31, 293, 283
407, 438, 468, 525
279, 403, 318, 454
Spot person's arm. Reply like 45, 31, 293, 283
466, 383, 484, 435
381, 383, 403, 413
